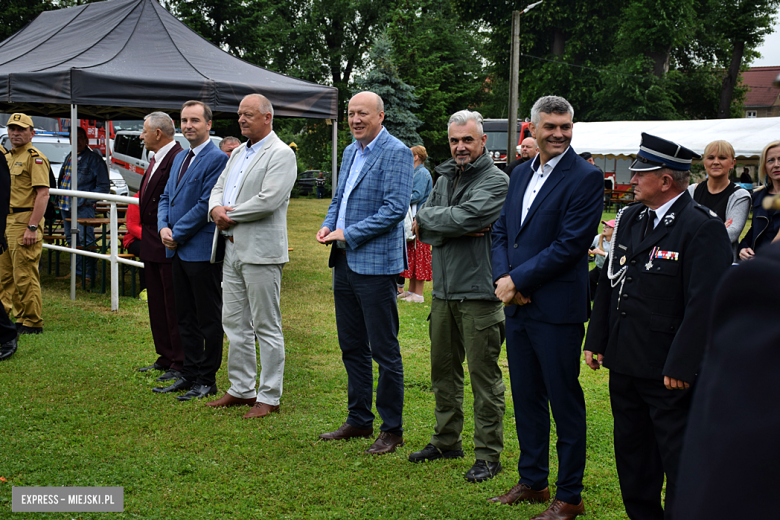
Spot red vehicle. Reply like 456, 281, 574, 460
58, 118, 116, 156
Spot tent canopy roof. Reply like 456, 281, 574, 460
571, 117, 780, 160
0, 0, 337, 120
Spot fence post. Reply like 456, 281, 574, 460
110, 202, 119, 311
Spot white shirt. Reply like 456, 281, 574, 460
648, 191, 685, 229
521, 148, 569, 224
147, 140, 177, 180
222, 136, 268, 206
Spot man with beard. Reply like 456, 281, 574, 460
408, 110, 509, 482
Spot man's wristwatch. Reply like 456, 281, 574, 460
27, 224, 38, 232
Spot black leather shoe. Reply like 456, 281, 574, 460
139, 363, 166, 372
409, 443, 465, 463
177, 384, 217, 401
0, 335, 18, 361
465, 459, 502, 483
155, 369, 182, 382
152, 377, 192, 394
18, 325, 42, 335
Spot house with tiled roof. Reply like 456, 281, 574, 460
741, 66, 780, 118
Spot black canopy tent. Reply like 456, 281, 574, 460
0, 0, 338, 120
0, 0, 339, 302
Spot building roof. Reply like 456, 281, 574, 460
742, 66, 780, 108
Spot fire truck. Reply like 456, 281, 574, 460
483, 119, 532, 168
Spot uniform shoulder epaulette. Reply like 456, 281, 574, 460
28, 148, 39, 157
694, 203, 720, 219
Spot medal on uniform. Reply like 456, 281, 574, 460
620, 255, 626, 266
645, 247, 658, 270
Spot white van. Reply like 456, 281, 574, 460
111, 131, 223, 192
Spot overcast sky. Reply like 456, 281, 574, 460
752, 11, 780, 67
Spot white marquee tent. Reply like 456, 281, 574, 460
571, 117, 780, 160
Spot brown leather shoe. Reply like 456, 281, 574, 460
242, 402, 280, 419
489, 483, 551, 505
319, 422, 373, 441
205, 393, 256, 408
366, 431, 404, 455
530, 498, 585, 520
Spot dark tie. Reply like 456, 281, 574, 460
643, 210, 657, 240
177, 150, 194, 184
140, 155, 156, 199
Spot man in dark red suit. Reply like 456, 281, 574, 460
136, 112, 184, 382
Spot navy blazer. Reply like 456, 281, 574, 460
492, 147, 604, 324
157, 141, 228, 262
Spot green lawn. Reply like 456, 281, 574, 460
1, 199, 629, 519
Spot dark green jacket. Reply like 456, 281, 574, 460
417, 151, 509, 300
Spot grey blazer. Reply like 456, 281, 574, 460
208, 131, 297, 264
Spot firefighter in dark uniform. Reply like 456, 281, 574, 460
0, 113, 50, 335
583, 133, 732, 520
0, 141, 19, 359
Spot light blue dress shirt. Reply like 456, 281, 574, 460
222, 135, 269, 206
336, 127, 386, 233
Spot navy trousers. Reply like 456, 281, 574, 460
333, 252, 404, 436
171, 255, 223, 387
505, 309, 586, 505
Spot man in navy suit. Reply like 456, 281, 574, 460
316, 91, 414, 455
153, 100, 228, 402
136, 112, 184, 382
490, 96, 603, 520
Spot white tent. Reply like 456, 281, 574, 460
571, 117, 780, 160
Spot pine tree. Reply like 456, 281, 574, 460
355, 31, 423, 147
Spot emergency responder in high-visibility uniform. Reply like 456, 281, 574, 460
0, 113, 50, 334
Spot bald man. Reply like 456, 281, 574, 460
504, 137, 538, 177
316, 91, 414, 455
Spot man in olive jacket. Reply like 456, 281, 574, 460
410, 110, 509, 484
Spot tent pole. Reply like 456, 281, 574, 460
69, 105, 79, 301
331, 118, 337, 189
104, 119, 111, 174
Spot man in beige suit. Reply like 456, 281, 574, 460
206, 93, 297, 418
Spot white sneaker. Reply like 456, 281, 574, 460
403, 293, 424, 303
397, 290, 410, 299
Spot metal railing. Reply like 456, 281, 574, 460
46, 188, 143, 311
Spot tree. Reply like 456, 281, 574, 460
0, 0, 53, 42
388, 0, 489, 164
355, 32, 422, 147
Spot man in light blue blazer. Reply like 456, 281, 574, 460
153, 100, 228, 402
316, 91, 414, 455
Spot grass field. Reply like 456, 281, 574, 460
1, 199, 630, 519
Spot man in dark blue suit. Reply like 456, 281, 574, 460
490, 96, 603, 520
153, 100, 228, 401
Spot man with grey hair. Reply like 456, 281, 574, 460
490, 95, 603, 519
584, 133, 731, 520
219, 136, 241, 157
137, 111, 184, 381
409, 109, 509, 483
206, 93, 297, 418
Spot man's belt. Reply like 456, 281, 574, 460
10, 207, 33, 214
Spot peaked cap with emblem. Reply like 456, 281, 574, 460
7, 113, 34, 129
629, 132, 700, 172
